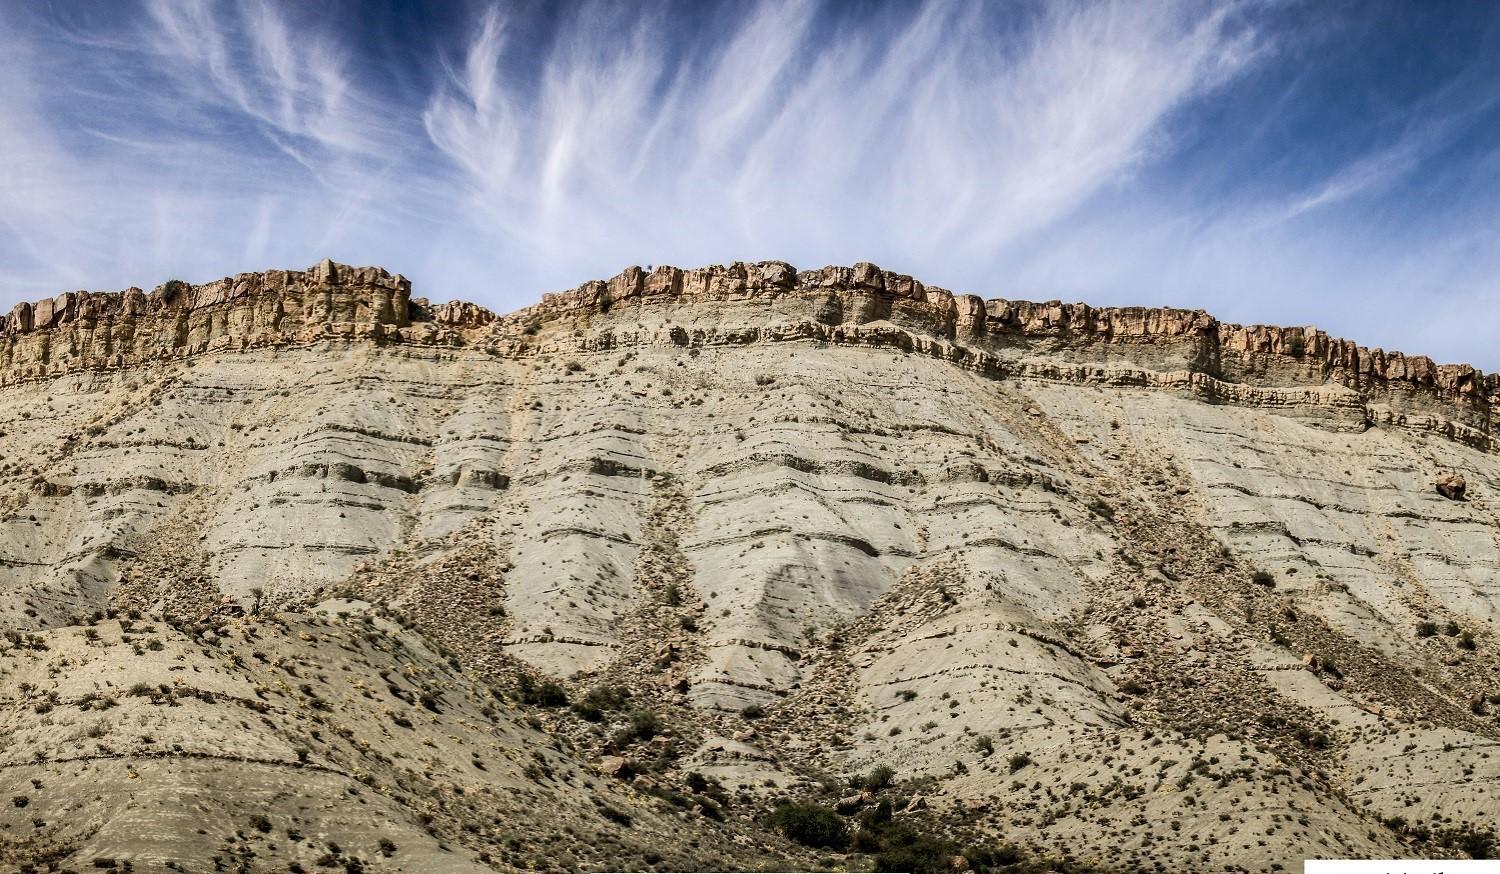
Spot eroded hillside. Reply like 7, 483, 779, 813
1, 260, 1496, 872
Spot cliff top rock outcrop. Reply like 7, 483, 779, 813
0, 258, 1493, 431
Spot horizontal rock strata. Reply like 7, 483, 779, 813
3, 260, 1491, 443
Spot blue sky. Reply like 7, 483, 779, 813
3, 1, 1499, 366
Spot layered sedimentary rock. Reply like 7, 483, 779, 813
1, 260, 1497, 872
494, 260, 1497, 412
3, 259, 1494, 430
0, 259, 488, 386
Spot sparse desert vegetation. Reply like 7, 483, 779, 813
0, 259, 1495, 872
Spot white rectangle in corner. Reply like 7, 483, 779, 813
1306, 861, 1500, 873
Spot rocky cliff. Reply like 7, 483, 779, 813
6, 259, 1490, 438
0, 260, 1497, 872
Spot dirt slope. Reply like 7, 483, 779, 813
1, 260, 1496, 872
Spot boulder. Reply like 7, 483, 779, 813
1436, 473, 1467, 501
597, 756, 630, 778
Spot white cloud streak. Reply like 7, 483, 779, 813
423, 0, 1263, 281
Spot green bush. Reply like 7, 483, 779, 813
858, 797, 894, 831
630, 709, 660, 739
873, 828, 958, 874
516, 674, 569, 707
572, 684, 629, 721
1251, 569, 1275, 587
571, 700, 603, 721
1435, 824, 1496, 859
613, 709, 661, 747
863, 764, 896, 790
1294, 725, 1329, 749
966, 843, 1025, 869
768, 802, 847, 850
852, 826, 884, 853
1417, 621, 1439, 637
852, 806, 1028, 873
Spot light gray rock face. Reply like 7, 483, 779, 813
1, 260, 1497, 871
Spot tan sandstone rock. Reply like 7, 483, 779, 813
1437, 473, 1467, 500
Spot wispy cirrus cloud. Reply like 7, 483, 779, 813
423, 0, 1263, 281
2, 1, 1499, 366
